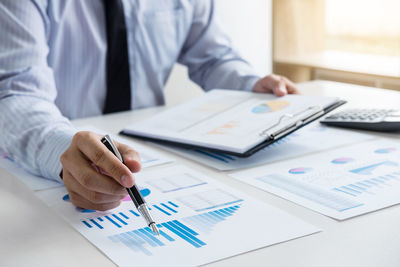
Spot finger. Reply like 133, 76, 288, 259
62, 150, 127, 196
116, 142, 142, 173
74, 132, 134, 187
283, 77, 300, 94
68, 190, 121, 211
272, 77, 287, 96
64, 170, 126, 204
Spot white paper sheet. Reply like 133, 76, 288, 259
230, 138, 400, 220
160, 123, 375, 171
36, 165, 320, 267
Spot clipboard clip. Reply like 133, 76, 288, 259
259, 105, 324, 139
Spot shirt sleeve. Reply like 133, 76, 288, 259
177, 0, 261, 92
0, 0, 76, 181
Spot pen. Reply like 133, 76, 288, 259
101, 134, 159, 235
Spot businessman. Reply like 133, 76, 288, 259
0, 0, 298, 211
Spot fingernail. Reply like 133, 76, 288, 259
121, 174, 133, 187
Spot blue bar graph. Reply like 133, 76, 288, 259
82, 220, 92, 228
81, 201, 182, 229
168, 201, 179, 207
333, 171, 400, 197
105, 215, 121, 228
152, 202, 181, 216
129, 210, 140, 217
108, 205, 241, 256
119, 212, 129, 219
153, 204, 171, 216
90, 219, 103, 229
257, 174, 363, 212
161, 203, 177, 213
112, 214, 128, 225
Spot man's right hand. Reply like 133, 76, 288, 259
60, 131, 141, 211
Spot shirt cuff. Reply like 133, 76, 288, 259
37, 126, 77, 181
241, 75, 261, 92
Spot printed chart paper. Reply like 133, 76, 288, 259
36, 165, 320, 267
230, 139, 400, 220
161, 123, 374, 171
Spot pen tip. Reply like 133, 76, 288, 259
150, 223, 160, 236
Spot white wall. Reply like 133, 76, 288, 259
164, 0, 273, 105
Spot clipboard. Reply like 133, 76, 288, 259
120, 92, 346, 158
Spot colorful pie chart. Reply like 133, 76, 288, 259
288, 167, 312, 174
331, 157, 354, 164
375, 147, 397, 154
252, 100, 290, 114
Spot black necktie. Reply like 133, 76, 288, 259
102, 0, 131, 114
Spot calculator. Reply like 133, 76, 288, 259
320, 109, 400, 132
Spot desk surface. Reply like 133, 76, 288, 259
1, 80, 400, 267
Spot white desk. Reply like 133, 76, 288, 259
1, 80, 400, 267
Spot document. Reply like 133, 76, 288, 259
230, 138, 400, 220
122, 89, 343, 156
160, 123, 374, 171
36, 165, 320, 267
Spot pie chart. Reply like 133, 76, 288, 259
331, 157, 354, 164
375, 147, 396, 154
288, 167, 312, 174
252, 100, 290, 114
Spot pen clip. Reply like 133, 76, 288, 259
258, 105, 323, 138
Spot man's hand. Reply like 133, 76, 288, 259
60, 131, 141, 211
253, 74, 299, 96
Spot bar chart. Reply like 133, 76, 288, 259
81, 201, 181, 229
256, 174, 363, 212
107, 205, 241, 256
333, 171, 400, 197
36, 165, 320, 266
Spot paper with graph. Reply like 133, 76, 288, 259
230, 139, 400, 220
36, 165, 320, 267
122, 89, 341, 154
159, 123, 374, 171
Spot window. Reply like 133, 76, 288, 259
273, 0, 400, 88
325, 0, 400, 57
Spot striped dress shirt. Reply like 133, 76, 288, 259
0, 0, 261, 180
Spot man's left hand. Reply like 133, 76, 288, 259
253, 74, 299, 96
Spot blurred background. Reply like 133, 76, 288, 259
165, 0, 400, 105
